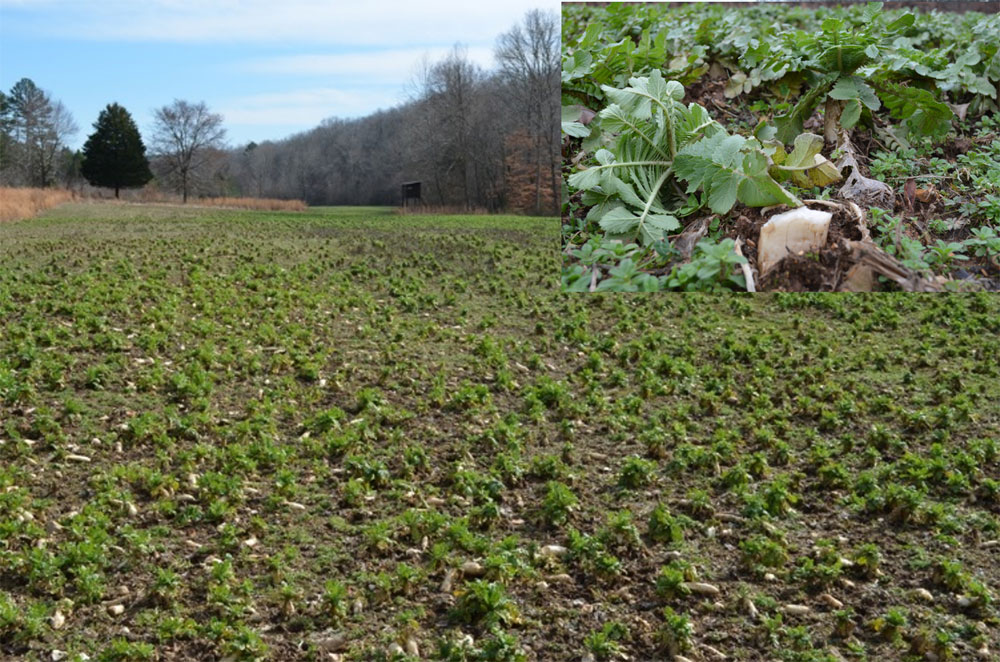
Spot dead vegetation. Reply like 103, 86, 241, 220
0, 187, 75, 222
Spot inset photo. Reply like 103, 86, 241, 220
561, 1, 1000, 292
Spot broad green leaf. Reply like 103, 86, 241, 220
562, 121, 590, 138
578, 21, 603, 48
561, 266, 591, 292
881, 83, 953, 138
857, 81, 881, 111
646, 214, 680, 232
828, 77, 857, 100
841, 98, 862, 129
598, 207, 639, 234
754, 122, 778, 142
716, 135, 748, 168
561, 106, 583, 123
675, 134, 801, 214
885, 13, 915, 33
707, 170, 740, 213
568, 167, 602, 191
861, 2, 882, 24
562, 51, 593, 82
821, 18, 844, 33
829, 76, 880, 110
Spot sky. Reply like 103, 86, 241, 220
0, 0, 558, 150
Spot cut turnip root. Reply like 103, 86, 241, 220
758, 207, 833, 276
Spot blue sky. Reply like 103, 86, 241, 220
0, 0, 557, 150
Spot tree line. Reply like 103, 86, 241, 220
224, 10, 559, 213
0, 10, 558, 214
0, 78, 79, 188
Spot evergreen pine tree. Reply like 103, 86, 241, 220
80, 103, 152, 198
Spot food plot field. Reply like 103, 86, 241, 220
2, 204, 999, 661
562, 2, 1000, 292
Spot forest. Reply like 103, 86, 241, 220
0, 10, 559, 215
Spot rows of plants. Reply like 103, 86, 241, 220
2, 204, 998, 660
562, 2, 1000, 291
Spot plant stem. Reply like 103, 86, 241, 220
824, 97, 842, 144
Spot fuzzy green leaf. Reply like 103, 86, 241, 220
885, 13, 915, 33
597, 206, 677, 245
829, 76, 880, 110
599, 207, 640, 234
568, 166, 603, 191
674, 133, 801, 214
841, 99, 862, 129
881, 83, 953, 139
562, 121, 590, 138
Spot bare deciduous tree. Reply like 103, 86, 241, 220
39, 100, 79, 187
214, 13, 558, 214
151, 100, 226, 202
495, 10, 560, 214
418, 45, 484, 209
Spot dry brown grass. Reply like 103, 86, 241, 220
195, 197, 307, 212
0, 187, 76, 222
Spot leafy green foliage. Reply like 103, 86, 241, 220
568, 71, 821, 245
80, 103, 153, 197
880, 83, 954, 141
767, 4, 953, 142
673, 133, 802, 213
563, 1, 1000, 291
771, 133, 842, 187
451, 581, 519, 629
666, 238, 748, 292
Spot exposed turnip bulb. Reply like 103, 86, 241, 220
758, 207, 833, 276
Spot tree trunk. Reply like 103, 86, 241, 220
115, 186, 120, 199
534, 129, 543, 215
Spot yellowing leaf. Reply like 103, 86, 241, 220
774, 132, 842, 187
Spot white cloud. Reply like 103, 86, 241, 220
217, 86, 402, 128
3, 0, 558, 45
242, 46, 494, 80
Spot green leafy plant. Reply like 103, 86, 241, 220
772, 3, 952, 144
647, 504, 685, 545
617, 455, 657, 489
541, 481, 578, 526
583, 622, 628, 661
568, 71, 839, 246
658, 607, 694, 657
451, 580, 519, 629
666, 238, 748, 291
